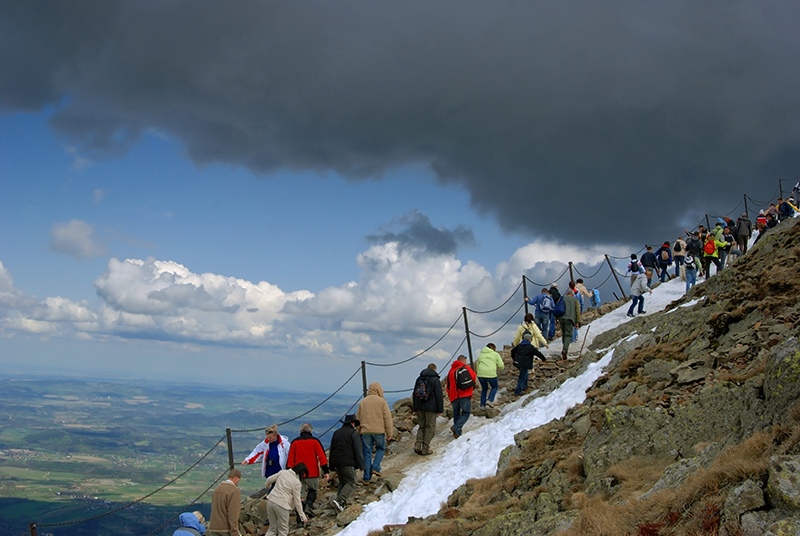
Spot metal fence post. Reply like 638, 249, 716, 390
462, 306, 475, 368
226, 428, 234, 470
361, 360, 368, 398
605, 254, 627, 300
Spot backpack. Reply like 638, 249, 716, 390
454, 366, 475, 390
674, 241, 682, 253
685, 255, 696, 270
539, 295, 554, 313
703, 239, 716, 255
630, 262, 641, 273
413, 377, 431, 402
553, 297, 566, 318
660, 249, 669, 261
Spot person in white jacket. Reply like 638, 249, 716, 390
242, 425, 291, 485
627, 270, 652, 318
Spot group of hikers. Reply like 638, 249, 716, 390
174, 197, 798, 536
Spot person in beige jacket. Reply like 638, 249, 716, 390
356, 382, 393, 482
264, 464, 308, 535
208, 469, 241, 536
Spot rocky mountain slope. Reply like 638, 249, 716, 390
235, 216, 800, 536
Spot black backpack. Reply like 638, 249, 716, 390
674, 241, 682, 253
454, 366, 475, 390
413, 378, 431, 402
630, 262, 641, 273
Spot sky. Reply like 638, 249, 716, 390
339, 277, 691, 535
1, 2, 798, 393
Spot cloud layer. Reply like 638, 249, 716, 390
3, 1, 798, 245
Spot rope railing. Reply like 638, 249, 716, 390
25, 183, 791, 536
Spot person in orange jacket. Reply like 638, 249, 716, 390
444, 354, 477, 439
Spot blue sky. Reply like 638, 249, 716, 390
1, 2, 798, 393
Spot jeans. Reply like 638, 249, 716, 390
685, 268, 697, 291
572, 326, 578, 343
451, 397, 471, 437
478, 376, 498, 406
547, 312, 556, 339
627, 295, 644, 316
718, 249, 728, 269
515, 367, 529, 395
659, 264, 670, 282
674, 256, 685, 277
534, 311, 549, 338
703, 257, 721, 278
361, 433, 385, 480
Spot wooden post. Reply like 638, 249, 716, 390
29, 523, 37, 536
361, 361, 368, 398
568, 261, 574, 283
705, 214, 711, 230
605, 255, 627, 300
462, 307, 475, 368
743, 194, 749, 220
226, 428, 234, 470
522, 275, 529, 315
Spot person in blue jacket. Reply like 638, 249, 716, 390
656, 242, 672, 283
172, 511, 206, 536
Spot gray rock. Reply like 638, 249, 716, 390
763, 337, 800, 426
741, 510, 783, 536
335, 503, 364, 526
766, 455, 800, 511
723, 479, 765, 523
383, 472, 403, 492
643, 359, 673, 383
764, 515, 800, 536
671, 358, 710, 384
472, 509, 580, 536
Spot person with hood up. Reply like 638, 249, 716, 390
328, 414, 364, 511
511, 332, 545, 396
627, 269, 652, 318
445, 354, 477, 439
242, 425, 291, 487
735, 212, 752, 254
356, 382, 393, 482
412, 363, 444, 456
475, 343, 504, 408
264, 463, 309, 535
173, 511, 206, 536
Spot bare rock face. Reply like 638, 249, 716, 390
766, 455, 800, 511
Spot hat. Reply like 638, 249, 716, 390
342, 414, 360, 426
552, 283, 558, 288
717, 218, 724, 225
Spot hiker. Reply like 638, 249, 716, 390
625, 254, 645, 286
242, 425, 291, 486
640, 246, 659, 285
286, 423, 329, 520
702, 233, 727, 278
568, 281, 581, 343
684, 255, 698, 292
412, 363, 444, 456
512, 312, 548, 349
735, 212, 752, 254
673, 236, 687, 280
445, 354, 477, 439
547, 283, 561, 340
720, 227, 735, 268
558, 289, 581, 359
356, 382, 393, 483
627, 269, 652, 317
264, 463, 308, 535
511, 332, 544, 395
172, 512, 206, 536
656, 242, 672, 283
328, 414, 365, 512
209, 469, 241, 536
525, 287, 554, 336
575, 279, 593, 311
684, 231, 705, 277
475, 342, 504, 408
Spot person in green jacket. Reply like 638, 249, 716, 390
476, 343, 504, 408
702, 235, 728, 279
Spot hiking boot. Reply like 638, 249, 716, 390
639, 310, 646, 314
372, 470, 382, 477
450, 426, 459, 439
330, 499, 344, 512
627, 313, 634, 318
414, 448, 423, 455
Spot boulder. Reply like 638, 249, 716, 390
766, 455, 800, 511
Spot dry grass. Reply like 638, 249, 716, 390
716, 355, 767, 383
618, 333, 699, 378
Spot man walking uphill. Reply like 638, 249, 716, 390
208, 469, 241, 536
559, 290, 581, 359
286, 423, 329, 519
412, 363, 444, 456
445, 354, 477, 439
328, 414, 365, 512
356, 382, 393, 482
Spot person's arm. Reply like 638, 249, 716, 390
228, 487, 242, 536
292, 477, 307, 523
242, 442, 265, 465
384, 400, 394, 440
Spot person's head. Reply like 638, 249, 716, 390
427, 363, 437, 372
192, 511, 205, 524
542, 287, 549, 294
486, 343, 496, 351
523, 333, 532, 341
630, 254, 637, 260
228, 468, 242, 484
569, 281, 576, 290
342, 414, 360, 427
457, 354, 467, 363
524, 312, 534, 323
300, 423, 313, 434
576, 278, 584, 284
646, 246, 653, 251
645, 269, 653, 277
265, 425, 278, 443
291, 462, 309, 478
663, 241, 670, 247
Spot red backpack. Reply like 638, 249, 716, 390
703, 238, 716, 255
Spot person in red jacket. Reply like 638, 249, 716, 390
286, 423, 329, 519
445, 354, 477, 439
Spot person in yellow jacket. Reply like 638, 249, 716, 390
702, 234, 728, 279
512, 313, 549, 349
475, 343, 504, 408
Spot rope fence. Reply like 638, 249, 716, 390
22, 183, 794, 536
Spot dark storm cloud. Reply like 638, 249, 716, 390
2, 1, 799, 244
367, 210, 475, 256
